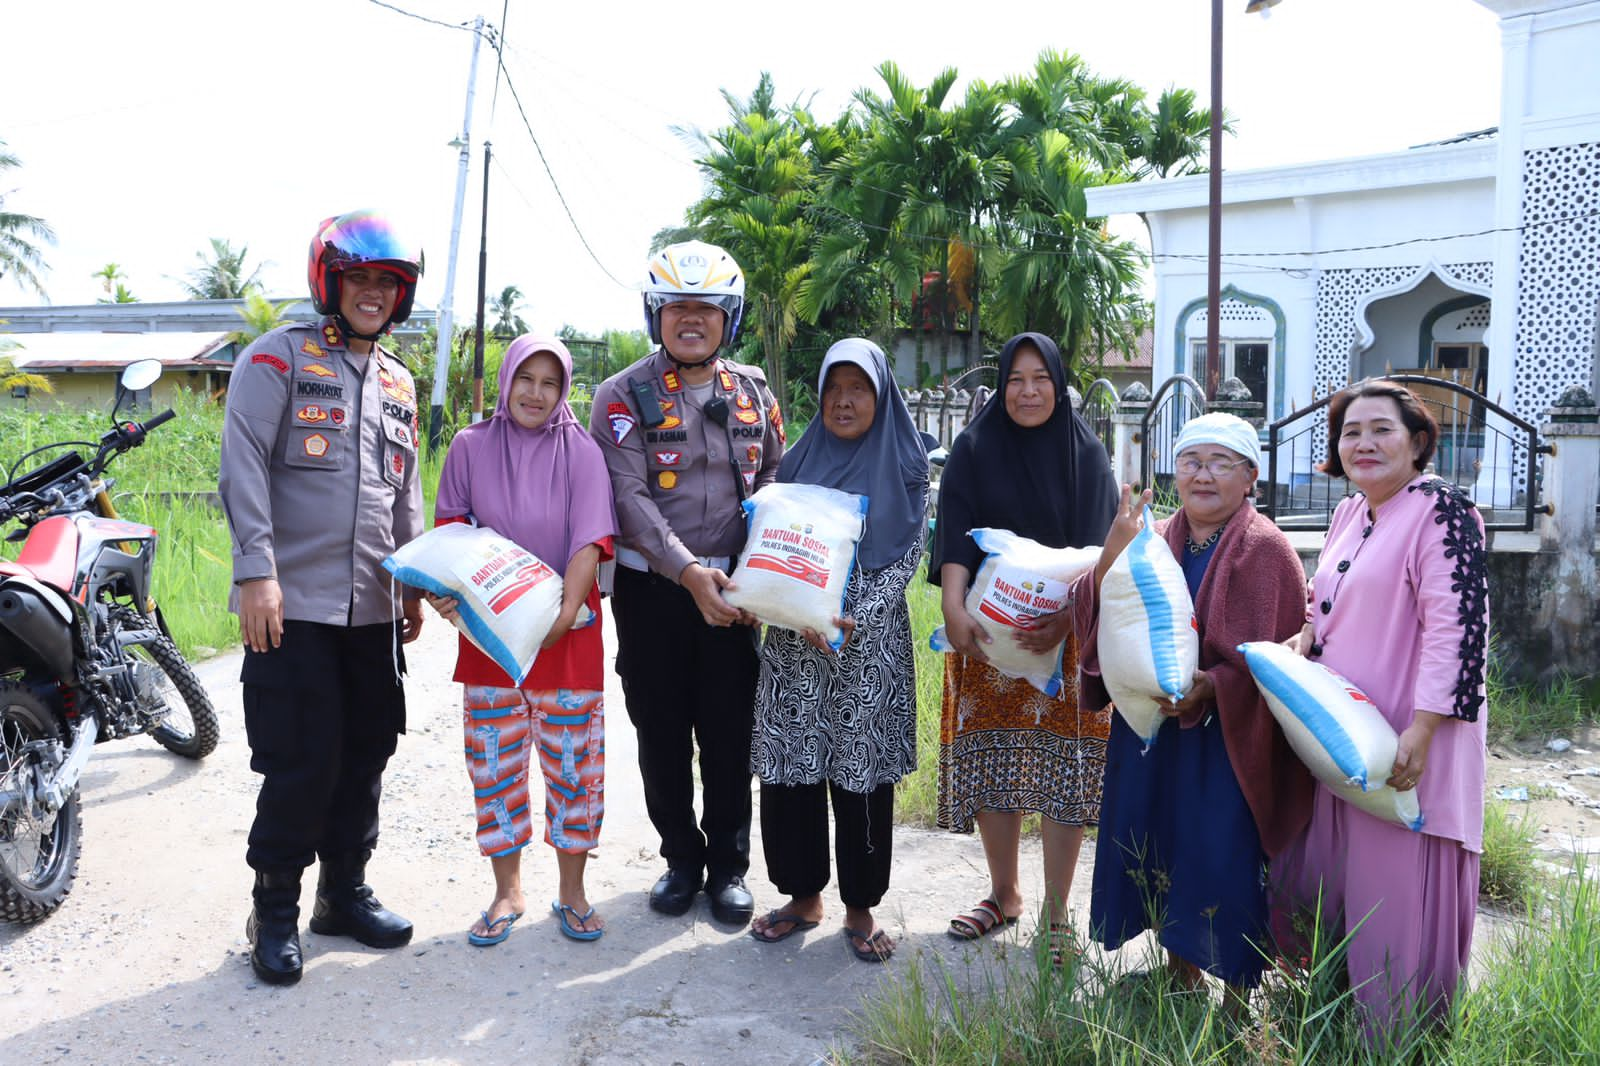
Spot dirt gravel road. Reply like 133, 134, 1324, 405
0, 616, 1059, 1066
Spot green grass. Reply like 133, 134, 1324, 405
838, 864, 1600, 1064
1, 393, 451, 661
895, 566, 946, 827
1477, 801, 1543, 908
1486, 659, 1596, 745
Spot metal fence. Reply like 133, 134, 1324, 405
1138, 374, 1208, 491
1263, 373, 1548, 532
1082, 377, 1118, 455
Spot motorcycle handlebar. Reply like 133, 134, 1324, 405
144, 408, 177, 432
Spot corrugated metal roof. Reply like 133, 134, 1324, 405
6, 331, 233, 372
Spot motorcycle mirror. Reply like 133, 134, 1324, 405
112, 358, 163, 420
120, 359, 163, 393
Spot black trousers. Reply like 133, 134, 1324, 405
242, 620, 407, 872
760, 779, 895, 909
611, 564, 759, 879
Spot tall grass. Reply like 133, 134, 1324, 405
1485, 648, 1595, 744
841, 863, 1600, 1064
1, 392, 449, 661
1478, 800, 1542, 907
895, 566, 945, 827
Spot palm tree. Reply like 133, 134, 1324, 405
0, 141, 55, 298
668, 73, 819, 416
92, 262, 127, 296
109, 282, 138, 303
178, 238, 265, 300
0, 334, 53, 398
1135, 87, 1219, 179
228, 287, 294, 346
490, 284, 528, 339
989, 130, 1146, 375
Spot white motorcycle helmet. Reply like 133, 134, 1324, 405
642, 240, 745, 349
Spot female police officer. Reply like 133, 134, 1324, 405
220, 210, 426, 984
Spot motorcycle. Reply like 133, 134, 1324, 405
0, 358, 218, 922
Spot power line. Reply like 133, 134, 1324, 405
365, 1, 1595, 282
364, 0, 476, 32
495, 65, 632, 289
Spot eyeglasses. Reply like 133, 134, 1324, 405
1175, 456, 1252, 477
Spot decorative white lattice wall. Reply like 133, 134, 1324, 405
1514, 141, 1600, 417
1313, 261, 1495, 400
1186, 299, 1275, 338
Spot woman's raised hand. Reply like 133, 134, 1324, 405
1094, 485, 1153, 587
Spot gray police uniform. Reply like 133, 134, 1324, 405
589, 350, 783, 880
218, 316, 423, 872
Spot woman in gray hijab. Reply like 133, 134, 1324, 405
746, 338, 930, 963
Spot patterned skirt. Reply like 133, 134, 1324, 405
937, 636, 1110, 832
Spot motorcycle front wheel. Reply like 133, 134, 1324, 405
0, 682, 82, 923
126, 633, 220, 760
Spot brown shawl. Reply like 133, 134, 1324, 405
1070, 500, 1314, 857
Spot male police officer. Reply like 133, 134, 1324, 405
219, 210, 426, 985
590, 241, 785, 926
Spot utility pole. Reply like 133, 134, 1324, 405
428, 14, 485, 454
471, 140, 492, 423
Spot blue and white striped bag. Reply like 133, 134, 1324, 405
1240, 640, 1424, 831
1098, 506, 1199, 748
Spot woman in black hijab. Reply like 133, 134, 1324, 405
930, 331, 1117, 962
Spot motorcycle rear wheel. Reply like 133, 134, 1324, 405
0, 682, 82, 923
128, 634, 220, 760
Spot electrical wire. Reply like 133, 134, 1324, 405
364, 1, 1594, 281
364, 0, 476, 32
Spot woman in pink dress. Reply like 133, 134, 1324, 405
1281, 379, 1488, 1037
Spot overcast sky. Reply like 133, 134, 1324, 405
1, 0, 1502, 334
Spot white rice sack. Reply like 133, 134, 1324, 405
1239, 641, 1423, 831
928, 528, 1099, 697
723, 482, 868, 649
1097, 506, 1200, 748
383, 523, 584, 686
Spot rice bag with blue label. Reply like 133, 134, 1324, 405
929, 528, 1099, 696
1240, 641, 1423, 830
383, 522, 592, 686
1097, 506, 1200, 747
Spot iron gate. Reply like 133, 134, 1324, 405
1263, 373, 1548, 531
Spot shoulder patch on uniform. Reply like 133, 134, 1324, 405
251, 353, 289, 374
609, 411, 636, 444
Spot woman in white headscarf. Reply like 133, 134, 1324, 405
746, 338, 930, 963
1072, 413, 1312, 1005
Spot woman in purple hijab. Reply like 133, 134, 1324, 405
429, 335, 618, 946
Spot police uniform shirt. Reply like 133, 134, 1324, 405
219, 317, 424, 626
589, 350, 785, 581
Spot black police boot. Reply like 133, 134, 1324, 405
245, 869, 303, 986
707, 872, 755, 927
648, 867, 703, 917
308, 850, 413, 949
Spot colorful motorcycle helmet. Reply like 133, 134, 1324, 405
307, 209, 426, 326
642, 240, 744, 349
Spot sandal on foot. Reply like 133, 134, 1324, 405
843, 927, 894, 963
1045, 922, 1079, 969
552, 901, 604, 942
948, 897, 1019, 940
467, 910, 521, 947
749, 910, 821, 944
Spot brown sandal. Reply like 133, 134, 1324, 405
947, 897, 1020, 940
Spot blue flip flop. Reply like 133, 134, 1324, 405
468, 909, 521, 947
552, 900, 604, 942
